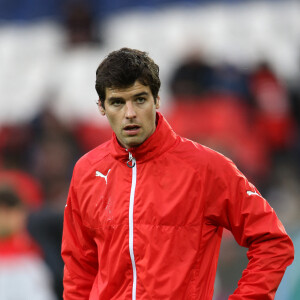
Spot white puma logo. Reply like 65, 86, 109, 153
247, 190, 260, 197
95, 169, 111, 184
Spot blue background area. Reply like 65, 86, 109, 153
0, 0, 274, 22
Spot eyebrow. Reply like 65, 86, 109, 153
107, 91, 149, 102
134, 92, 149, 98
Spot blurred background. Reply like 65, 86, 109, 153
0, 0, 299, 299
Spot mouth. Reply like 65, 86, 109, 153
123, 124, 141, 135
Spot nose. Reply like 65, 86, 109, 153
125, 101, 136, 119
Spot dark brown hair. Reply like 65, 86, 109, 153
95, 48, 161, 107
0, 187, 22, 208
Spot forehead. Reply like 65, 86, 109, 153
105, 81, 151, 99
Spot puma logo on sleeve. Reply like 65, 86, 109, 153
247, 190, 260, 197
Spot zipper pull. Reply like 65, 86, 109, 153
127, 152, 136, 168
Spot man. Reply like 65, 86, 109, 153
61, 48, 294, 299
0, 172, 57, 300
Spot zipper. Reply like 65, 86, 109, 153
128, 152, 137, 300
127, 151, 136, 168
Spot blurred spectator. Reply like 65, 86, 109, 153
210, 63, 251, 103
0, 124, 32, 171
288, 70, 300, 170
0, 170, 42, 210
29, 108, 80, 208
169, 51, 214, 98
289, 81, 300, 127
2, 107, 84, 299
249, 62, 296, 152
63, 0, 101, 46
169, 52, 251, 103
28, 206, 64, 300
0, 171, 57, 300
25, 108, 85, 299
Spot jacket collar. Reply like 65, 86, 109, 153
110, 112, 178, 164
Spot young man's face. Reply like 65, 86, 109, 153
99, 80, 160, 149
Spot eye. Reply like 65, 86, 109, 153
111, 99, 124, 107
136, 97, 146, 104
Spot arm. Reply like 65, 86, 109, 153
61, 168, 98, 299
205, 157, 294, 300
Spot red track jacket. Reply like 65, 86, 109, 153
62, 113, 294, 299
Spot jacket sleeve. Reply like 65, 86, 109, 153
205, 156, 294, 300
61, 166, 98, 299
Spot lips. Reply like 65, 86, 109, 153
123, 124, 141, 135
124, 124, 140, 130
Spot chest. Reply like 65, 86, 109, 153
78, 157, 206, 229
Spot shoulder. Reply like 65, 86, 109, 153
174, 136, 233, 167
170, 136, 241, 182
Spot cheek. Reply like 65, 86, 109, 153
106, 114, 122, 134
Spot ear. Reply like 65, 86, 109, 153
155, 96, 160, 109
98, 101, 106, 116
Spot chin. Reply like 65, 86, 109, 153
127, 142, 140, 149
126, 139, 144, 149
